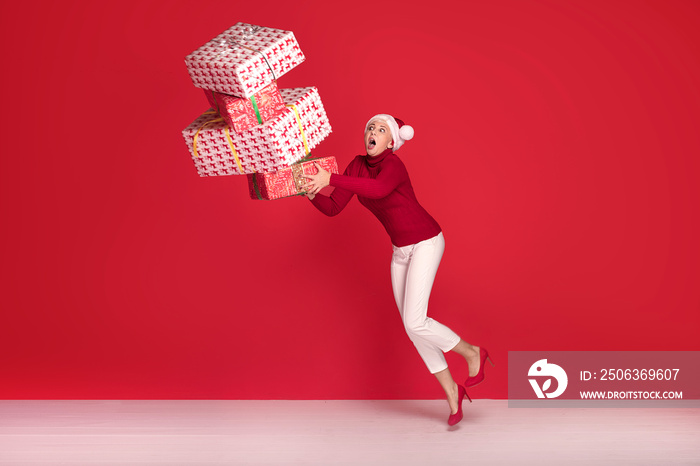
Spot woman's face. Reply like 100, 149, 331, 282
365, 119, 393, 156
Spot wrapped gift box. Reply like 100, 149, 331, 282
185, 22, 305, 98
182, 87, 332, 176
203, 82, 286, 133
248, 156, 338, 200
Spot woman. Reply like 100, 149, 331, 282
303, 114, 493, 425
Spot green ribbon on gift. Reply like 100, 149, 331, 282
251, 172, 265, 200
211, 91, 264, 127
250, 95, 263, 125
297, 153, 315, 164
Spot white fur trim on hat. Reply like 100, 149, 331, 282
365, 114, 414, 151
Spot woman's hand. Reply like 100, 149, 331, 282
302, 162, 331, 195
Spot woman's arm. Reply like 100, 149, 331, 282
304, 158, 360, 216
308, 185, 354, 217
329, 161, 403, 199
305, 158, 405, 200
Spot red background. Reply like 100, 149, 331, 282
1, 0, 698, 400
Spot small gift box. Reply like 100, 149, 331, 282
203, 81, 286, 133
185, 22, 305, 98
182, 86, 332, 176
247, 156, 339, 200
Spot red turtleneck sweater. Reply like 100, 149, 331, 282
309, 148, 441, 247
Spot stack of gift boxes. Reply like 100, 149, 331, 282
182, 22, 337, 200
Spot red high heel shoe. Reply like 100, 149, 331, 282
447, 385, 472, 426
465, 347, 495, 388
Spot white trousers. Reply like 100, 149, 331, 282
390, 232, 461, 374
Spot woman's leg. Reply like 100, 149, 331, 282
449, 340, 481, 378
390, 233, 461, 374
392, 233, 480, 416
434, 368, 461, 414
391, 245, 447, 373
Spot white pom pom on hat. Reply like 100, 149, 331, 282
399, 122, 414, 141
365, 114, 414, 151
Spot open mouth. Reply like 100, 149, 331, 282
368, 137, 376, 149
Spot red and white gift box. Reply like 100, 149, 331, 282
185, 22, 305, 98
182, 87, 332, 176
203, 81, 286, 133
247, 156, 338, 200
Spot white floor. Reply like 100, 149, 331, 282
1, 400, 699, 465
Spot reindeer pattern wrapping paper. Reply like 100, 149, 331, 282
185, 22, 305, 98
182, 87, 332, 176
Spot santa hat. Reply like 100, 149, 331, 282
365, 114, 414, 151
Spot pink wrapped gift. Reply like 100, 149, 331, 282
185, 22, 305, 98
247, 156, 338, 200
203, 81, 286, 133
182, 87, 332, 176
